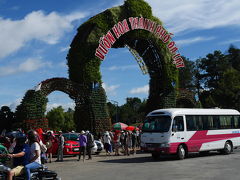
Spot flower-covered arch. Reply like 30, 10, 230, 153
67, 0, 181, 133
17, 0, 186, 134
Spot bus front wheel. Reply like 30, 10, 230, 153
177, 145, 186, 160
221, 141, 232, 155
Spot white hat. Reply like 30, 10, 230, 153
86, 130, 89, 134
81, 130, 85, 134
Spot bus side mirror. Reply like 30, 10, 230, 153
172, 125, 177, 132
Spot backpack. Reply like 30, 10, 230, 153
87, 133, 94, 148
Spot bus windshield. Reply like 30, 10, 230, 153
142, 116, 172, 132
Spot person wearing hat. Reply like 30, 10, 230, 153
78, 130, 87, 162
85, 131, 94, 160
56, 131, 64, 162
103, 131, 112, 156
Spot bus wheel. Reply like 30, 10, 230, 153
151, 152, 160, 160
177, 145, 186, 160
221, 141, 232, 155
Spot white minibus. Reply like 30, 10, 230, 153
140, 108, 240, 159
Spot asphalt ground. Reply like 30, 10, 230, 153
47, 149, 240, 180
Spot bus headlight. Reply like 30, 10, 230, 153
160, 143, 170, 147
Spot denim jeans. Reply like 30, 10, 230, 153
25, 162, 42, 180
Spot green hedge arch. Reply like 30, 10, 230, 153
15, 78, 88, 131
17, 0, 180, 134
67, 0, 179, 133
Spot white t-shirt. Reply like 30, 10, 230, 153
30, 142, 41, 164
103, 135, 111, 144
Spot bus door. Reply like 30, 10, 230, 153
171, 116, 185, 143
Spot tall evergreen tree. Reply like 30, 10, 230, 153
178, 57, 196, 91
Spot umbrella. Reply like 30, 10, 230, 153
112, 122, 128, 130
125, 126, 136, 131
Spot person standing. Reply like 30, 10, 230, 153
103, 131, 112, 156
56, 131, 64, 162
85, 131, 94, 160
113, 131, 121, 156
124, 131, 132, 156
45, 132, 54, 163
132, 130, 137, 155
78, 131, 87, 162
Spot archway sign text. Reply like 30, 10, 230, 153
95, 17, 184, 68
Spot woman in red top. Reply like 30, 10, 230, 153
45, 132, 55, 163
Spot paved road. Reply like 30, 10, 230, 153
47, 150, 240, 180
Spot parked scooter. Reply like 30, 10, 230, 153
0, 162, 60, 180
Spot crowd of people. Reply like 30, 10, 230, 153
102, 129, 141, 156
0, 129, 48, 180
0, 128, 142, 179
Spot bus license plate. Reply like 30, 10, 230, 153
148, 147, 154, 151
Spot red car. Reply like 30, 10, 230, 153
51, 133, 80, 156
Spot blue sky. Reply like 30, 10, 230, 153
0, 0, 240, 112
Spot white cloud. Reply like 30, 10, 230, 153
102, 82, 120, 96
58, 61, 67, 68
60, 46, 70, 52
220, 39, 240, 45
146, 0, 240, 33
4, 99, 75, 112
0, 58, 51, 77
46, 102, 75, 112
5, 98, 22, 111
129, 85, 149, 95
176, 36, 215, 46
0, 11, 86, 59
107, 65, 138, 71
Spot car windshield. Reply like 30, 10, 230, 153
142, 115, 172, 132
63, 133, 79, 141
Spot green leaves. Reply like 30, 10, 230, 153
46, 106, 76, 131
197, 46, 240, 110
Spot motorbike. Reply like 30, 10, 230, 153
0, 163, 60, 180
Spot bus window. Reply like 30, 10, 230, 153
213, 116, 220, 129
237, 116, 240, 128
202, 116, 209, 130
143, 116, 171, 132
172, 116, 184, 131
186, 115, 204, 131
219, 116, 232, 129
231, 116, 235, 128
186, 115, 196, 131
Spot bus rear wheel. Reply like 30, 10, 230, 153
221, 141, 232, 155
177, 145, 186, 160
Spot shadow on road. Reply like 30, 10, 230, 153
97, 153, 178, 163
97, 151, 237, 164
